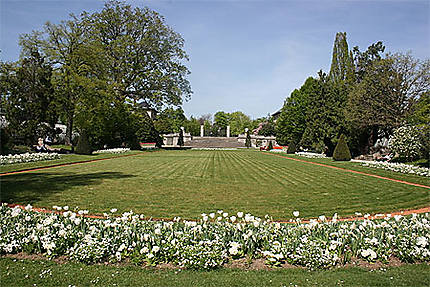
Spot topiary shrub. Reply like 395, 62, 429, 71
75, 130, 92, 155
267, 140, 273, 151
245, 129, 251, 148
286, 141, 296, 154
178, 128, 184, 147
333, 134, 351, 161
0, 128, 11, 155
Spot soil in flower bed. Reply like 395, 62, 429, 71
0, 253, 416, 271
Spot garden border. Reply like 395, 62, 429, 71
262, 152, 430, 189
5, 203, 430, 224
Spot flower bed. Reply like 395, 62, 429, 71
354, 160, 430, 177
0, 153, 61, 165
1, 204, 428, 270
93, 148, 131, 154
295, 152, 327, 159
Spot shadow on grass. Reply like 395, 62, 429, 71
0, 171, 134, 205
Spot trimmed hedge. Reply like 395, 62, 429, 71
333, 134, 351, 161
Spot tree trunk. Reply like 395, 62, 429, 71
65, 115, 73, 146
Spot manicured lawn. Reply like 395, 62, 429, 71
1, 258, 429, 287
1, 150, 428, 219
0, 150, 144, 174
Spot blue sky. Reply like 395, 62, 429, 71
1, 0, 429, 119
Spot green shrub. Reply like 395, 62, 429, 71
389, 126, 422, 161
333, 134, 351, 161
267, 140, 273, 151
286, 141, 296, 154
75, 130, 92, 155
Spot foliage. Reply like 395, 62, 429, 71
0, 52, 57, 145
286, 141, 296, 154
359, 160, 429, 177
135, 111, 162, 147
245, 129, 251, 148
213, 111, 230, 136
154, 108, 186, 134
74, 130, 92, 155
184, 116, 200, 136
329, 32, 354, 83
257, 117, 275, 137
228, 111, 252, 136
389, 126, 422, 161
333, 134, 351, 161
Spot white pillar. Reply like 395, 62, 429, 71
200, 125, 204, 137
181, 126, 185, 132
226, 125, 230, 137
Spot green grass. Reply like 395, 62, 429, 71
278, 153, 430, 186
1, 258, 429, 287
1, 150, 429, 220
0, 150, 144, 174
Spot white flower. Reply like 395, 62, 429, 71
417, 237, 428, 247
293, 211, 300, 217
237, 212, 244, 218
140, 247, 149, 254
110, 208, 117, 213
209, 213, 215, 219
230, 216, 237, 222
24, 204, 32, 211
154, 228, 161, 235
152, 246, 160, 253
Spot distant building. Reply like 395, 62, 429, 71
271, 109, 282, 122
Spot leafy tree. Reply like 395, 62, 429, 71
258, 117, 276, 137
0, 51, 56, 145
213, 111, 229, 136
300, 72, 347, 154
275, 78, 315, 145
154, 107, 186, 134
87, 1, 192, 107
136, 110, 162, 147
184, 116, 200, 136
229, 111, 252, 136
333, 134, 351, 161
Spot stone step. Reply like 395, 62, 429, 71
187, 137, 245, 148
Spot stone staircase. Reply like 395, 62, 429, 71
186, 137, 245, 148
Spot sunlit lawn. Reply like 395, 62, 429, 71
1, 150, 428, 220
1, 258, 430, 287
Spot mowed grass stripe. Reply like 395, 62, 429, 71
2, 150, 429, 219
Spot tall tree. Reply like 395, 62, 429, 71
329, 32, 354, 83
229, 111, 251, 136
0, 51, 56, 145
87, 0, 192, 107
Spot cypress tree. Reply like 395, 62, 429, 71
177, 128, 184, 147
75, 130, 92, 155
286, 141, 296, 154
333, 134, 351, 161
245, 129, 251, 148
329, 32, 354, 83
267, 140, 273, 151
